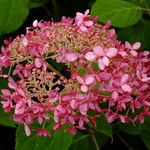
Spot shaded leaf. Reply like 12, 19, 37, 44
95, 116, 113, 138
91, 0, 142, 27
30, 0, 48, 8
118, 19, 150, 49
119, 122, 143, 135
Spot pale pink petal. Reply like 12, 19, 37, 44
125, 41, 132, 49
93, 46, 104, 56
102, 56, 109, 66
80, 25, 88, 32
112, 91, 119, 100
144, 101, 150, 107
140, 77, 150, 82
106, 48, 117, 57
65, 53, 77, 62
143, 51, 149, 56
81, 85, 88, 92
76, 75, 84, 84
121, 84, 132, 93
84, 9, 90, 16
132, 42, 141, 50
38, 116, 43, 124
84, 75, 95, 85
35, 58, 43, 68
79, 103, 88, 115
85, 52, 97, 61
120, 74, 129, 84
22, 38, 28, 47
24, 123, 31, 136
33, 20, 38, 27
84, 21, 93, 27
98, 58, 105, 70
130, 50, 138, 56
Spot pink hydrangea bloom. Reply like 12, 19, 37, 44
0, 10, 149, 137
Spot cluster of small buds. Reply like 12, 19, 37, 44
0, 10, 150, 136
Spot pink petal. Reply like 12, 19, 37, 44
98, 58, 105, 70
79, 103, 88, 115
84, 74, 95, 85
140, 77, 150, 82
65, 53, 77, 62
81, 85, 88, 92
93, 46, 104, 56
106, 48, 117, 57
85, 52, 97, 61
80, 25, 88, 32
22, 38, 28, 47
102, 56, 109, 66
144, 101, 150, 107
125, 41, 132, 49
112, 91, 119, 100
84, 20, 93, 27
24, 123, 31, 136
35, 58, 43, 68
79, 119, 84, 127
76, 75, 84, 84
132, 42, 141, 50
1, 89, 11, 97
84, 9, 90, 16
33, 20, 38, 27
130, 50, 138, 56
121, 84, 132, 93
120, 74, 129, 84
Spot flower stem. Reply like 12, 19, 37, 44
48, 63, 64, 78
90, 128, 100, 150
117, 133, 133, 150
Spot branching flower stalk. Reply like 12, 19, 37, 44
0, 10, 149, 139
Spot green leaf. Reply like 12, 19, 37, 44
16, 124, 73, 150
91, 0, 142, 27
30, 0, 48, 9
0, 106, 16, 127
141, 117, 150, 150
0, 0, 29, 34
95, 116, 113, 138
118, 19, 150, 49
119, 122, 143, 135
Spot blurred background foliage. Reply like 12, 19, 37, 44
0, 0, 150, 150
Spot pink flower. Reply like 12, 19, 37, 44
85, 46, 117, 70
125, 41, 141, 56
37, 128, 51, 137
75, 10, 94, 32
76, 74, 95, 92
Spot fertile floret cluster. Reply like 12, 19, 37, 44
0, 10, 150, 136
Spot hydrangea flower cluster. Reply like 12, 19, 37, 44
0, 10, 150, 136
